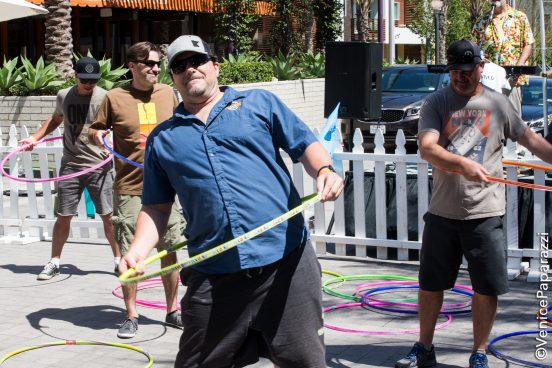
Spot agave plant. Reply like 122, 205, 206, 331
222, 52, 263, 64
298, 52, 325, 79
269, 51, 301, 81
0, 57, 22, 93
157, 60, 174, 87
19, 56, 63, 93
96, 57, 129, 90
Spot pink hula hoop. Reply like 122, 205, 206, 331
323, 302, 452, 335
1, 136, 113, 183
112, 277, 182, 310
354, 280, 473, 310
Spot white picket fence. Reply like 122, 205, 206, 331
0, 125, 107, 243
0, 124, 549, 282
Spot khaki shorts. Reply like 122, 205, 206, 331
112, 194, 185, 255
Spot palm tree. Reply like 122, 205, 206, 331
43, 0, 74, 79
355, 0, 374, 41
469, 0, 487, 28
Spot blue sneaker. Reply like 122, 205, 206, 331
469, 351, 488, 368
395, 342, 437, 368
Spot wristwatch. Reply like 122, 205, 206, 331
317, 164, 336, 177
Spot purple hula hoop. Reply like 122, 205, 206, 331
354, 280, 473, 310
323, 302, 452, 335
1, 136, 113, 183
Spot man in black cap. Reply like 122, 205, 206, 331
395, 39, 552, 368
20, 57, 121, 280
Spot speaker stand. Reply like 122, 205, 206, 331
348, 119, 354, 171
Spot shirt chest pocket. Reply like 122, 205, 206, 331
208, 114, 269, 143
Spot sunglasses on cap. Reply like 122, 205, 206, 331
447, 52, 482, 65
134, 60, 161, 68
170, 54, 214, 75
79, 79, 98, 85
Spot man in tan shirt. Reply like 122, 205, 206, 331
89, 41, 185, 339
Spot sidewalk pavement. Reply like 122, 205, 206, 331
0, 239, 549, 367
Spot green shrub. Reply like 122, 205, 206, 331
298, 52, 325, 78
222, 52, 263, 63
157, 60, 174, 87
0, 57, 22, 93
19, 56, 64, 94
96, 57, 129, 90
269, 51, 301, 81
219, 61, 273, 85
40, 78, 76, 95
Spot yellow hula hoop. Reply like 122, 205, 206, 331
120, 193, 321, 285
0, 340, 154, 367
321, 269, 345, 290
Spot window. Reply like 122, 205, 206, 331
394, 2, 400, 21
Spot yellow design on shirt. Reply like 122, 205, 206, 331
138, 102, 157, 136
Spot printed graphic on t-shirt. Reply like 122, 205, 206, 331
443, 108, 490, 164
66, 103, 98, 144
138, 102, 157, 149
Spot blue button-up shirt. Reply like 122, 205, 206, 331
142, 87, 317, 273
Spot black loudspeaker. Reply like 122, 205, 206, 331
324, 42, 383, 120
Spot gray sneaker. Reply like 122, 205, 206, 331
117, 317, 138, 339
395, 342, 437, 368
37, 262, 60, 280
165, 310, 183, 329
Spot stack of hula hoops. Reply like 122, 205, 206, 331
321, 271, 551, 367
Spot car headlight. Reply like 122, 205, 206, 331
405, 107, 420, 117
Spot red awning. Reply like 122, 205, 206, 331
28, 0, 274, 15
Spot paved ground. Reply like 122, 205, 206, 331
0, 239, 549, 367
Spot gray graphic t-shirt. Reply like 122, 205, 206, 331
54, 86, 108, 170
419, 86, 526, 220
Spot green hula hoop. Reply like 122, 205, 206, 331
0, 340, 153, 367
120, 193, 320, 285
322, 274, 417, 301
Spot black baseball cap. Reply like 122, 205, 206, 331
445, 40, 483, 72
76, 57, 100, 79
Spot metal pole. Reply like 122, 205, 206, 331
378, 0, 384, 42
538, 0, 548, 136
434, 10, 440, 64
388, 0, 395, 64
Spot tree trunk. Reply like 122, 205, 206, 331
44, 0, 74, 79
437, 1, 448, 64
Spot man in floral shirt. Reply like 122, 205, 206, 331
473, 0, 534, 113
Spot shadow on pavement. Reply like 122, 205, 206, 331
26, 305, 170, 343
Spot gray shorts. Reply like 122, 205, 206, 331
419, 212, 509, 296
175, 241, 325, 368
57, 167, 113, 216
112, 194, 185, 255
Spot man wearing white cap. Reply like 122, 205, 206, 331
119, 35, 344, 367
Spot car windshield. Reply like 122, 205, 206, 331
522, 80, 552, 106
382, 69, 441, 92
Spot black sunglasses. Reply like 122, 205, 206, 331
79, 79, 98, 85
170, 54, 214, 75
135, 60, 161, 68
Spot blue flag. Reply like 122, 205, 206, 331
317, 103, 342, 173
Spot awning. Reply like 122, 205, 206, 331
28, 0, 274, 15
